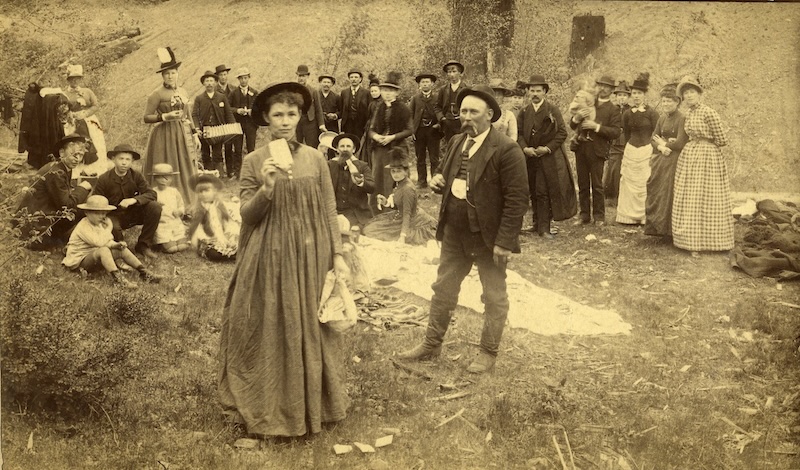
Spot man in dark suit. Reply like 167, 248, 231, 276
214, 64, 236, 175
409, 73, 442, 189
398, 85, 529, 374
228, 67, 259, 179
318, 74, 341, 133
327, 133, 374, 228
570, 75, 622, 226
517, 74, 574, 238
294, 64, 325, 148
604, 80, 631, 203
340, 69, 371, 143
192, 70, 236, 175
13, 134, 93, 249
435, 60, 468, 145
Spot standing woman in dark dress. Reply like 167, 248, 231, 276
368, 72, 413, 211
218, 82, 350, 437
644, 83, 688, 237
616, 73, 659, 225
142, 47, 201, 206
671, 76, 733, 255
360, 74, 383, 166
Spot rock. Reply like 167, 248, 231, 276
375, 434, 393, 447
585, 234, 597, 242
233, 438, 259, 449
379, 427, 401, 436
354, 442, 375, 453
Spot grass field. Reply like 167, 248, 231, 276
1, 166, 799, 469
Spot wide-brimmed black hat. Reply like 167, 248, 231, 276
332, 133, 361, 154
415, 73, 437, 83
457, 85, 502, 123
54, 133, 88, 156
525, 74, 550, 93
595, 75, 616, 87
155, 47, 181, 74
442, 60, 465, 74
318, 74, 336, 85
215, 64, 231, 74
107, 143, 141, 161
190, 173, 224, 191
251, 82, 312, 127
630, 72, 650, 92
200, 70, 218, 84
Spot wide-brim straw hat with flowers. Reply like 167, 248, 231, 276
78, 195, 116, 212
149, 163, 179, 176
251, 82, 312, 127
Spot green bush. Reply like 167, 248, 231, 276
1, 277, 154, 415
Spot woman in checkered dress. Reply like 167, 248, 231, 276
671, 77, 733, 253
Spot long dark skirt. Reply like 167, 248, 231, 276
644, 152, 678, 236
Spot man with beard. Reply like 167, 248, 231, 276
397, 85, 529, 374
570, 75, 622, 226
318, 73, 341, 133
193, 70, 236, 175
435, 60, 468, 145
327, 133, 374, 228
294, 64, 325, 148
603, 80, 631, 203
517, 75, 575, 239
340, 69, 371, 142
409, 73, 442, 189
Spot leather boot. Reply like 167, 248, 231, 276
466, 351, 496, 374
137, 266, 163, 283
396, 343, 441, 361
397, 310, 451, 361
110, 270, 138, 289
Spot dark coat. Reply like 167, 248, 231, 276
319, 90, 341, 120
13, 160, 90, 238
302, 84, 324, 127
94, 168, 157, 207
435, 81, 468, 122
216, 83, 234, 98
328, 158, 375, 226
340, 86, 371, 132
369, 100, 413, 144
517, 100, 577, 221
409, 91, 442, 136
569, 99, 622, 159
228, 85, 260, 132
192, 91, 236, 128
434, 128, 529, 253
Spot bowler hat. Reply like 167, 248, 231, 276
155, 47, 181, 74
488, 78, 512, 96
77, 195, 116, 212
595, 75, 616, 87
54, 133, 88, 156
318, 74, 336, 85
107, 144, 141, 161
415, 73, 437, 83
442, 60, 465, 74
332, 133, 361, 154
190, 173, 224, 191
215, 64, 231, 74
385, 147, 410, 169
525, 74, 550, 93
457, 85, 502, 123
251, 82, 312, 127
677, 75, 703, 96
200, 70, 218, 84
347, 69, 363, 78
66, 64, 84, 79
235, 67, 251, 78
613, 80, 631, 95
296, 64, 310, 76
149, 163, 179, 176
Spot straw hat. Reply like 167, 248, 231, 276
66, 64, 84, 78
78, 195, 116, 212
149, 163, 179, 176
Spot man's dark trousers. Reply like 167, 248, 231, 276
110, 201, 162, 249
414, 126, 440, 185
574, 148, 606, 222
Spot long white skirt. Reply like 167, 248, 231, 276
615, 142, 651, 224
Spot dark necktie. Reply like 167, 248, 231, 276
456, 138, 475, 180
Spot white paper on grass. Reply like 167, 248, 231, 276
358, 238, 632, 336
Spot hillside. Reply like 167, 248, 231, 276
1, 0, 798, 192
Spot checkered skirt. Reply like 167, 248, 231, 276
671, 104, 734, 251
